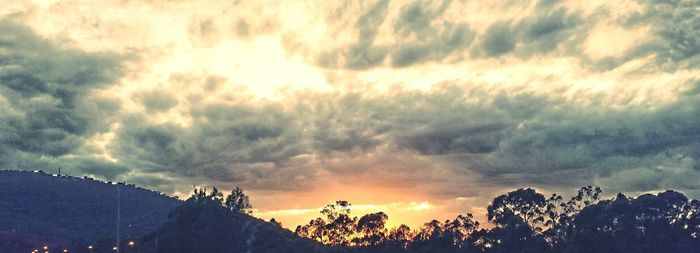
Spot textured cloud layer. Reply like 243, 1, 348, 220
1, 0, 700, 227
0, 20, 128, 178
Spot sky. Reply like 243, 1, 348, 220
1, 0, 700, 230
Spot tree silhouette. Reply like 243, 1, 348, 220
544, 186, 602, 250
269, 218, 282, 227
354, 212, 388, 246
566, 191, 700, 253
320, 200, 356, 246
487, 188, 547, 231
295, 217, 327, 243
444, 213, 480, 247
388, 224, 413, 249
483, 188, 550, 253
225, 187, 252, 214
150, 188, 325, 253
154, 187, 700, 253
210, 187, 224, 204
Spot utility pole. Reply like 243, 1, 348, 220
116, 184, 120, 253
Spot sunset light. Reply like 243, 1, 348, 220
1, 0, 700, 252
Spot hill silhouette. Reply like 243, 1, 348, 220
0, 170, 339, 253
140, 189, 340, 253
1, 169, 698, 253
0, 170, 180, 251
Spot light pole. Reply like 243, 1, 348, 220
116, 184, 120, 253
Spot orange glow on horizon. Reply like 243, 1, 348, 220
250, 183, 487, 230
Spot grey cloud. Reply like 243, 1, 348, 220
442, 86, 700, 198
337, 0, 390, 69
479, 22, 517, 57
320, 0, 474, 69
641, 0, 700, 69
536, 0, 559, 9
388, 91, 545, 155
597, 159, 700, 197
136, 89, 178, 112
302, 93, 387, 154
393, 0, 450, 37
316, 0, 698, 71
518, 7, 581, 55
15, 68, 694, 198
390, 21, 474, 67
266, 82, 700, 197
583, 0, 700, 71
109, 102, 307, 185
0, 20, 124, 179
124, 174, 173, 189
477, 7, 581, 59
636, 1, 700, 70
72, 158, 131, 180
344, 43, 389, 70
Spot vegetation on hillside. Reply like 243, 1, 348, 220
144, 186, 699, 253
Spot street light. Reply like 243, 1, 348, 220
127, 223, 158, 250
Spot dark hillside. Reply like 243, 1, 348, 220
142, 191, 343, 253
0, 170, 181, 250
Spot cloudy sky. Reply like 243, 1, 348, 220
1, 0, 699, 229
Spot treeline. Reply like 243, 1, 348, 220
144, 186, 698, 253
291, 186, 699, 253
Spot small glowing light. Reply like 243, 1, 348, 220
43, 246, 48, 250
63, 250, 68, 253
88, 245, 93, 250
113, 246, 118, 251
128, 240, 135, 246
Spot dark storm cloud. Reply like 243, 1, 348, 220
0, 20, 125, 179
